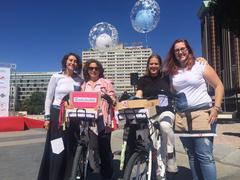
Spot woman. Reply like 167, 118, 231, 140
135, 54, 178, 179
164, 39, 224, 180
81, 59, 116, 180
38, 53, 84, 180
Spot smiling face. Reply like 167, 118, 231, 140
148, 56, 161, 77
88, 62, 100, 81
174, 42, 189, 67
65, 55, 78, 74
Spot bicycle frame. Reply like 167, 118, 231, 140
67, 108, 97, 180
118, 108, 162, 180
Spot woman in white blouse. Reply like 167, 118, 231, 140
38, 53, 84, 180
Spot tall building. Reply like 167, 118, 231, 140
198, 0, 240, 112
10, 72, 55, 112
82, 44, 152, 96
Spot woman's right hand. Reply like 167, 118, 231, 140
43, 120, 50, 130
105, 125, 112, 133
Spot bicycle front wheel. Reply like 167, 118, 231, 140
123, 151, 151, 180
70, 145, 88, 180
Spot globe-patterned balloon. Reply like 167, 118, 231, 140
130, 0, 160, 33
89, 22, 119, 50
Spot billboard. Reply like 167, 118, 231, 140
0, 67, 10, 116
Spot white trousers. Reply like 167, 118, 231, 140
152, 111, 178, 172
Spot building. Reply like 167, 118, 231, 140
82, 43, 152, 96
198, 0, 240, 113
10, 72, 55, 112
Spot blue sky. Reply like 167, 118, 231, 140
0, 0, 203, 72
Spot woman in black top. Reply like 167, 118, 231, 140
136, 54, 178, 179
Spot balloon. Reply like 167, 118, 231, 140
95, 33, 113, 49
130, 0, 160, 33
135, 9, 154, 32
89, 22, 119, 50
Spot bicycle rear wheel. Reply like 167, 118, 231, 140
123, 151, 152, 180
70, 145, 89, 180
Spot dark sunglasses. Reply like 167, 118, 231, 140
88, 67, 99, 71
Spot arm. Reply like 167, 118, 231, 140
106, 80, 117, 105
104, 80, 117, 132
44, 75, 57, 118
203, 64, 224, 123
135, 76, 143, 98
43, 74, 57, 129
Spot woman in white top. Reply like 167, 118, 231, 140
38, 53, 84, 180
164, 39, 224, 180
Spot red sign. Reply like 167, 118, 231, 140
70, 92, 100, 109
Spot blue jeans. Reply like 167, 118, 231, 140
180, 137, 216, 180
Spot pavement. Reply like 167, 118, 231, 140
114, 119, 240, 168
0, 119, 239, 180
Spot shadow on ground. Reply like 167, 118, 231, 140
223, 132, 240, 137
86, 159, 121, 180
88, 159, 192, 179
174, 166, 192, 180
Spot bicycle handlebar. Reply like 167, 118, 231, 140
67, 108, 97, 128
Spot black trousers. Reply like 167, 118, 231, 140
98, 130, 113, 179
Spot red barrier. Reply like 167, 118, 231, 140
0, 116, 44, 132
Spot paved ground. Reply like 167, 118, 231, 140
0, 119, 239, 180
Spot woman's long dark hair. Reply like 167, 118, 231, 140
83, 59, 104, 81
61, 52, 82, 74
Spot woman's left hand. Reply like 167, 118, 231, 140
43, 120, 50, 130
196, 57, 208, 64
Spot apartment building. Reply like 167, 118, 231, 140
82, 44, 152, 95
10, 72, 55, 111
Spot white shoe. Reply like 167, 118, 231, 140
156, 160, 166, 179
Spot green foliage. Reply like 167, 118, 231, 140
20, 92, 46, 115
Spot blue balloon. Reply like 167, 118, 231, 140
135, 9, 154, 32
131, 0, 160, 33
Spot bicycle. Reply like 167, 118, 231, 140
117, 106, 166, 180
67, 108, 97, 180
66, 93, 115, 180
117, 90, 176, 180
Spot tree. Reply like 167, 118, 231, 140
21, 92, 45, 115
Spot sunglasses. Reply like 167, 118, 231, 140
88, 67, 99, 71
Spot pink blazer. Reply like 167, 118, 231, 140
81, 78, 116, 127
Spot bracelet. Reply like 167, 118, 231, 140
212, 105, 222, 112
